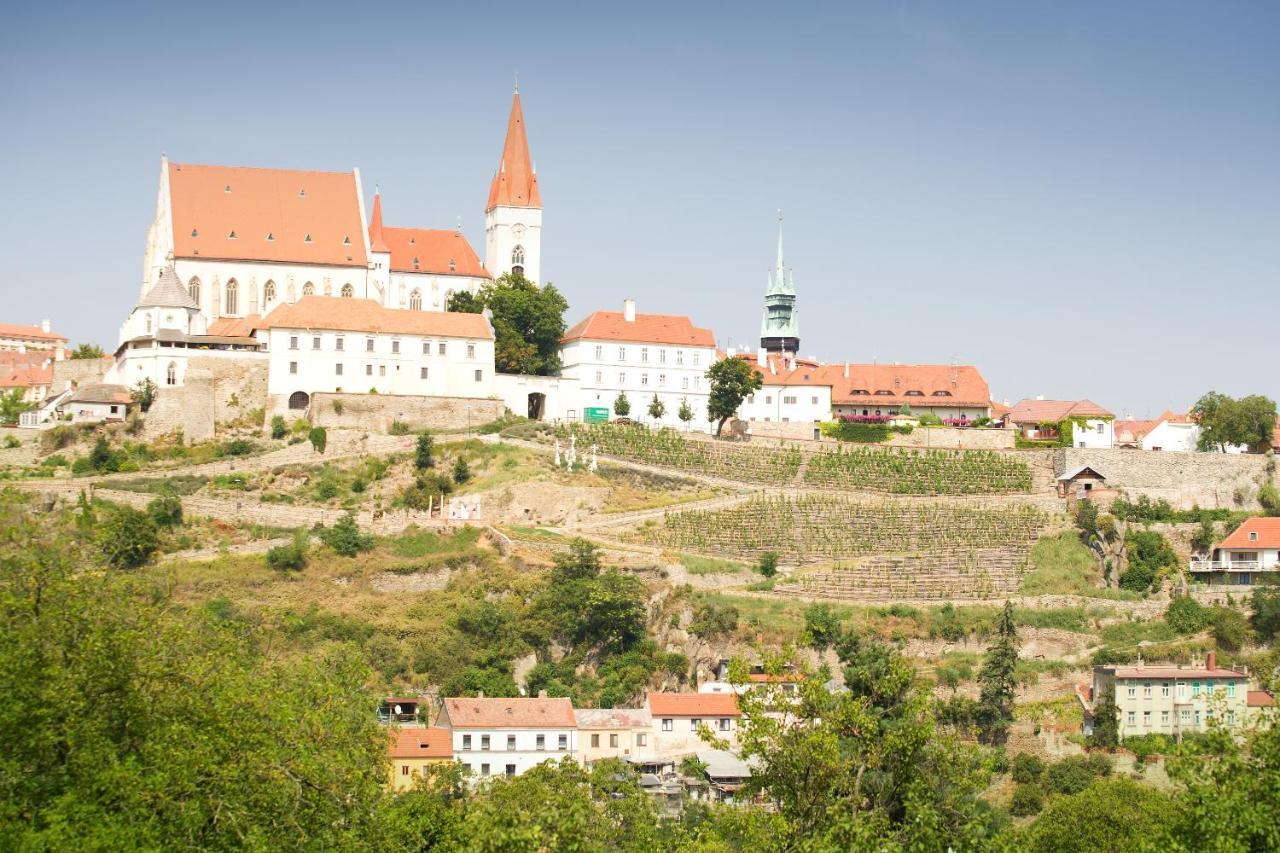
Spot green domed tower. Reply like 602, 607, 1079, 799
760, 214, 799, 354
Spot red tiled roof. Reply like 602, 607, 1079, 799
730, 353, 826, 387
1248, 691, 1275, 708
0, 363, 52, 389
442, 697, 576, 728
0, 323, 66, 344
169, 162, 368, 267
1116, 410, 1193, 444
206, 315, 261, 338
381, 227, 489, 279
563, 311, 715, 348
1112, 666, 1247, 680
388, 727, 453, 759
574, 708, 652, 729
1007, 398, 1114, 423
486, 93, 541, 210
260, 297, 492, 339
1217, 517, 1280, 551
368, 192, 389, 254
825, 364, 992, 408
646, 692, 740, 717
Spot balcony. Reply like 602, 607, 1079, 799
1188, 559, 1270, 573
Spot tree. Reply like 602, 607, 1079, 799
1010, 783, 1045, 816
97, 505, 160, 569
131, 377, 157, 413
319, 513, 373, 557
613, 392, 631, 418
1011, 752, 1045, 784
445, 290, 483, 313
1250, 578, 1280, 643
1120, 529, 1177, 592
1192, 391, 1277, 452
448, 272, 568, 375
1209, 605, 1248, 651
757, 552, 778, 578
1165, 596, 1210, 635
803, 603, 843, 649
0, 389, 33, 424
270, 414, 287, 439
452, 457, 471, 484
647, 394, 665, 421
678, 397, 694, 427
266, 531, 310, 572
705, 358, 763, 436
689, 602, 739, 644
69, 342, 106, 359
308, 425, 327, 454
1022, 777, 1174, 852
1087, 684, 1120, 749
146, 493, 183, 528
414, 431, 435, 469
976, 601, 1018, 745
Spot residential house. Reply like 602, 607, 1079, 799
1005, 398, 1114, 448
378, 697, 422, 724
575, 708, 654, 763
0, 352, 54, 405
827, 363, 992, 423
1113, 410, 1247, 453
733, 352, 831, 435
1079, 654, 1260, 738
387, 727, 453, 791
646, 692, 740, 757
685, 749, 756, 805
0, 321, 67, 354
438, 696, 578, 779
63, 384, 131, 423
1189, 517, 1280, 587
1055, 465, 1107, 500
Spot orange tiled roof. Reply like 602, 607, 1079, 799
381, 227, 489, 279
1248, 691, 1276, 708
368, 192, 390, 254
647, 692, 740, 717
260, 297, 492, 339
486, 93, 541, 211
990, 400, 1012, 419
442, 697, 576, 728
563, 311, 715, 348
388, 726, 453, 759
1217, 517, 1280, 551
206, 314, 262, 338
826, 364, 992, 408
169, 162, 368, 267
0, 363, 52, 388
0, 323, 66, 344
1007, 398, 1114, 423
1112, 666, 1247, 679
730, 353, 826, 387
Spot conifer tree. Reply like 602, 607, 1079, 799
976, 601, 1019, 745
1088, 683, 1120, 749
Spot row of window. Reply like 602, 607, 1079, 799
461, 733, 567, 751
190, 276, 459, 315
1126, 709, 1236, 727
287, 335, 477, 359
658, 717, 733, 732
746, 394, 821, 406
588, 732, 647, 748
287, 362, 483, 382
1125, 681, 1237, 699
590, 345, 702, 366
593, 372, 702, 391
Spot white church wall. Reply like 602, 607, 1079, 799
485, 205, 542, 283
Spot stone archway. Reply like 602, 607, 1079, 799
288, 391, 310, 410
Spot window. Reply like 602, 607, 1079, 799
717, 718, 731, 731
341, 284, 353, 298
462, 735, 472, 750
1127, 685, 1136, 698
506, 735, 516, 751
1206, 682, 1215, 696
690, 718, 702, 731
1180, 709, 1190, 723
511, 244, 525, 272
303, 282, 315, 296
289, 336, 299, 350
505, 764, 516, 777
765, 396, 773, 405
591, 734, 600, 748
658, 374, 666, 386
1161, 710, 1169, 725
1250, 531, 1259, 542
335, 364, 343, 376
264, 281, 276, 306
618, 347, 626, 362
661, 719, 672, 732
641, 374, 649, 386
783, 396, 797, 405
1192, 682, 1201, 697
366, 338, 375, 353
676, 350, 684, 365
379, 365, 386, 377
391, 339, 400, 354
659, 349, 667, 364
1143, 710, 1151, 727
636, 734, 646, 747
480, 763, 490, 776
481, 735, 490, 750
336, 337, 344, 351
682, 377, 689, 390
467, 343, 475, 359
1143, 683, 1152, 698
312, 336, 321, 350
474, 369, 483, 382
166, 362, 177, 386
609, 734, 619, 748
693, 352, 700, 366
438, 342, 447, 356
366, 365, 373, 376
188, 277, 201, 304
1177, 683, 1187, 699
289, 361, 297, 375
1228, 711, 1236, 725
594, 345, 603, 360
1161, 683, 1170, 697
409, 289, 422, 311
619, 372, 626, 385
595, 371, 603, 384
224, 280, 239, 314
420, 367, 428, 379
812, 396, 819, 405
536, 735, 545, 751
400, 765, 409, 777
558, 734, 568, 751
1127, 711, 1136, 726
1227, 682, 1237, 698
641, 348, 649, 363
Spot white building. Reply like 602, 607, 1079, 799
575, 708, 654, 764
733, 352, 832, 431
1115, 410, 1245, 454
1006, 398, 1114, 448
0, 321, 67, 355
560, 300, 717, 431
1189, 516, 1280, 587
484, 90, 543, 285
258, 296, 495, 411
439, 696, 578, 779
645, 692, 740, 757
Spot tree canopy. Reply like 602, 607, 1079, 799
705, 358, 764, 435
448, 272, 568, 375
1191, 391, 1277, 452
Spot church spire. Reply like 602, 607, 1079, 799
760, 212, 799, 354
368, 189, 389, 253
486, 91, 541, 212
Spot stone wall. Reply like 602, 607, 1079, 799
309, 392, 505, 433
743, 422, 1015, 449
1055, 448, 1278, 509
140, 358, 267, 442
51, 357, 110, 391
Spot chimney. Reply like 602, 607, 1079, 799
622, 298, 636, 322
40, 319, 50, 333
843, 362, 849, 380
1206, 651, 1216, 671
756, 346, 767, 367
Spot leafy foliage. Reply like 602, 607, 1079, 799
976, 602, 1019, 745
448, 272, 568, 375
1191, 391, 1277, 452
318, 513, 373, 557
266, 531, 310, 572
97, 504, 159, 569
706, 357, 764, 435
69, 342, 106, 359
145, 492, 183, 528
308, 425, 327, 454
414, 431, 434, 470
613, 391, 631, 417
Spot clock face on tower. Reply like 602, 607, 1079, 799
512, 223, 526, 239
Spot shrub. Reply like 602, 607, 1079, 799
917, 412, 944, 427
1259, 482, 1280, 516
1209, 606, 1248, 651
222, 439, 257, 457
1165, 596, 1210, 635
146, 493, 183, 528
389, 420, 411, 436
452, 457, 472, 485
1044, 754, 1110, 795
331, 400, 344, 415
1009, 782, 1045, 816
1011, 752, 1045, 784
266, 531, 310, 572
41, 424, 77, 452
270, 415, 287, 439
3, 436, 19, 449
40, 454, 68, 468
757, 551, 779, 578
97, 506, 160, 569
318, 513, 372, 557
415, 432, 434, 470
803, 603, 843, 649
308, 426, 327, 454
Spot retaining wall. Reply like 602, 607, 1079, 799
309, 392, 504, 432
1055, 448, 1277, 509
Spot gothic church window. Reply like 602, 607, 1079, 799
511, 245, 525, 276
225, 280, 239, 315
263, 281, 276, 306
188, 277, 201, 305
303, 282, 315, 296
409, 289, 422, 311
166, 362, 177, 386
341, 284, 354, 298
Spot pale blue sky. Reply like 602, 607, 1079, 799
1, 1, 1276, 415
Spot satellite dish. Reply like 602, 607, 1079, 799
393, 704, 402, 715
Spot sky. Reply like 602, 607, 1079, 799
1, 1, 1277, 415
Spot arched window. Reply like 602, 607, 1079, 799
225, 280, 239, 315
409, 289, 422, 311
188, 277, 201, 305
263, 280, 276, 307
511, 245, 525, 276
340, 284, 354, 298
166, 361, 177, 386
302, 282, 315, 297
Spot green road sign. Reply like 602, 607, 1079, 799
583, 407, 609, 423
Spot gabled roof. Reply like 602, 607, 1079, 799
729, 353, 828, 387
1217, 517, 1280, 551
575, 708, 653, 729
1057, 465, 1106, 482
646, 692, 740, 717
388, 726, 453, 759
442, 696, 576, 728
138, 266, 199, 310
168, 162, 368, 267
368, 192, 389, 254
0, 323, 66, 344
486, 92, 541, 211
67, 384, 131, 405
563, 311, 715, 348
260, 297, 492, 340
206, 315, 262, 338
1007, 398, 1113, 423
825, 364, 992, 409
1111, 665, 1247, 679
1248, 691, 1276, 708
382, 227, 489, 279
0, 363, 52, 389
1115, 410, 1193, 444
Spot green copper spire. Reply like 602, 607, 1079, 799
760, 211, 799, 354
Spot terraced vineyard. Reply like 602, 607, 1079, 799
552, 425, 1033, 495
774, 549, 1029, 602
635, 494, 1048, 563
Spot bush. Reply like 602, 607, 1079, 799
222, 439, 257, 457
146, 493, 183, 528
1009, 782, 1045, 816
415, 432, 434, 470
388, 420, 411, 436
1011, 752, 1045, 784
452, 457, 472, 485
1165, 596, 1210, 635
270, 415, 287, 440
266, 531, 310, 572
3, 436, 19, 449
41, 424, 77, 452
1209, 606, 1248, 651
757, 551, 779, 578
803, 603, 843, 649
1044, 754, 1110, 795
318, 513, 372, 557
309, 426, 327, 454
97, 505, 160, 569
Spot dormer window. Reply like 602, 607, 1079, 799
412, 257, 420, 270
304, 234, 313, 243
904, 390, 924, 396
409, 237, 416, 245
850, 389, 869, 396
874, 390, 893, 396
224, 185, 231, 193
1250, 531, 1259, 541
343, 236, 351, 245
266, 232, 274, 241
191, 228, 199, 238
227, 230, 237, 239
298, 189, 306, 197
448, 258, 456, 272
931, 390, 953, 397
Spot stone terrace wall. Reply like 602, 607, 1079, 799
141, 358, 268, 443
51, 357, 111, 391
885, 427, 1014, 450
310, 392, 504, 433
1055, 447, 1278, 509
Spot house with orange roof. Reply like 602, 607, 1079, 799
732, 352, 831, 434
646, 692, 741, 756
1004, 398, 1115, 448
0, 321, 67, 355
438, 695, 579, 779
0, 350, 55, 406
560, 299, 718, 432
1112, 409, 1237, 453
1189, 517, 1280, 587
387, 727, 454, 791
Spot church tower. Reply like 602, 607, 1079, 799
484, 88, 542, 283
760, 214, 799, 354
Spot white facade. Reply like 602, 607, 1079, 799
493, 372, 579, 421
485, 205, 542, 284
739, 382, 832, 425
1073, 418, 1114, 449
452, 726, 577, 778
560, 339, 712, 431
263, 325, 495, 402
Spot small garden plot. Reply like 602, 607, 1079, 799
803, 446, 1033, 495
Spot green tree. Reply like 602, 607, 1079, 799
613, 391, 631, 418
1021, 777, 1175, 852
1009, 782, 1045, 816
452, 456, 472, 484
0, 388, 34, 424
1209, 605, 1248, 651
266, 531, 310, 572
1165, 596, 1210, 635
705, 357, 764, 436
319, 513, 373, 557
647, 393, 665, 421
449, 272, 568, 375
445, 289, 483, 313
414, 431, 435, 469
678, 397, 694, 427
146, 493, 183, 528
689, 602, 739, 646
1192, 391, 1278, 452
97, 505, 160, 569
131, 377, 157, 412
1087, 683, 1120, 749
1121, 530, 1177, 592
757, 551, 779, 578
1011, 752, 1046, 784
308, 425, 327, 454
69, 342, 106, 359
1250, 578, 1280, 643
1044, 754, 1111, 794
803, 603, 843, 649
270, 414, 287, 439
976, 601, 1018, 745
